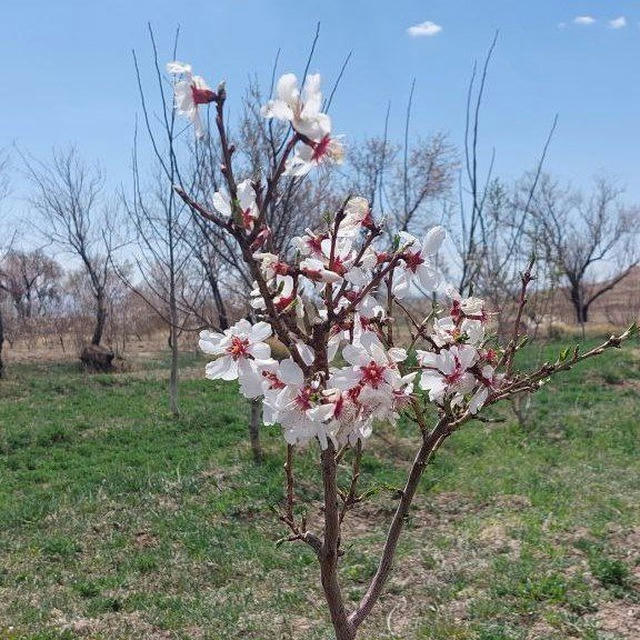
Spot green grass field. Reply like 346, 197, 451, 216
1, 340, 639, 639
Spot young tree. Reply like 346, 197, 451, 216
122, 161, 194, 416
452, 33, 558, 304
526, 173, 639, 325
20, 147, 120, 351
0, 151, 12, 378
161, 62, 637, 639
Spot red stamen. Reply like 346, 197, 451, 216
331, 256, 347, 276
444, 356, 463, 385
451, 300, 462, 322
227, 336, 250, 360
275, 294, 294, 312
360, 360, 386, 388
306, 235, 325, 256
262, 370, 285, 390
362, 210, 376, 230
191, 85, 216, 105
333, 394, 344, 419
402, 250, 424, 273
311, 134, 331, 162
241, 208, 255, 230
348, 386, 362, 403
295, 387, 313, 411
274, 261, 290, 276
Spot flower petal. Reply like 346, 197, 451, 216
250, 321, 272, 343
205, 356, 238, 381
422, 225, 446, 255
279, 358, 304, 386
212, 191, 232, 217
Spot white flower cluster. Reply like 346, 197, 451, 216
168, 67, 506, 449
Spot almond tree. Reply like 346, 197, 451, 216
154, 62, 637, 640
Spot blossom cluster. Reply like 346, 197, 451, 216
170, 62, 507, 449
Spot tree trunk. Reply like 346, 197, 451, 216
579, 306, 588, 324
208, 275, 229, 330
319, 445, 354, 639
92, 292, 107, 346
0, 309, 4, 379
349, 419, 448, 630
569, 285, 588, 325
249, 399, 263, 463
169, 322, 179, 417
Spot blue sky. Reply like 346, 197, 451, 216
2, 0, 639, 214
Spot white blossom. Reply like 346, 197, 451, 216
199, 319, 272, 385
166, 61, 215, 139
393, 227, 446, 298
266, 358, 335, 448
212, 179, 258, 230
417, 344, 478, 404
261, 73, 330, 140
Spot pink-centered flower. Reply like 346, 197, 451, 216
338, 197, 375, 237
199, 319, 271, 381
254, 252, 291, 281
293, 230, 328, 258
393, 227, 446, 299
265, 358, 335, 448
212, 179, 258, 231
261, 73, 330, 140
166, 61, 216, 139
285, 132, 344, 176
417, 344, 478, 403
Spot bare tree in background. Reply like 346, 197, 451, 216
129, 27, 210, 416
348, 94, 456, 239
451, 31, 561, 325
455, 35, 501, 296
0, 151, 12, 378
527, 173, 639, 325
122, 159, 194, 416
20, 147, 119, 351
0, 249, 62, 320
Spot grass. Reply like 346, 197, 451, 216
0, 338, 639, 639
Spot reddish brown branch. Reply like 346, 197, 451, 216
349, 417, 449, 629
500, 257, 535, 375
339, 440, 362, 525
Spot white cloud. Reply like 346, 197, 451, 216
407, 21, 443, 37
557, 22, 567, 30
609, 16, 627, 29
573, 15, 596, 25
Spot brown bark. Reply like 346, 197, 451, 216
91, 291, 107, 346
0, 307, 4, 379
249, 399, 262, 464
169, 323, 179, 417
319, 444, 355, 640
350, 418, 449, 629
